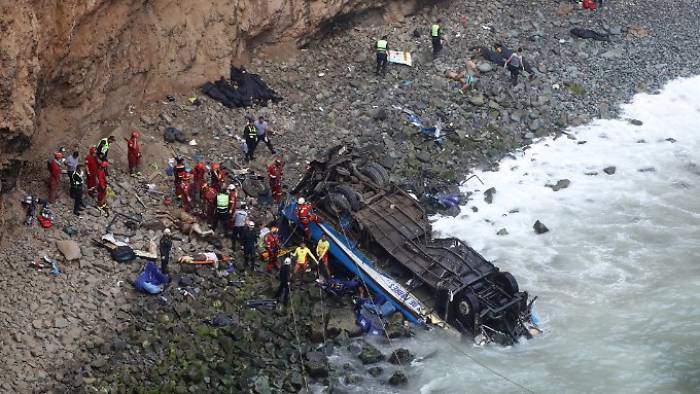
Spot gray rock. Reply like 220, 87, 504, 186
533, 220, 549, 234
638, 167, 656, 173
628, 119, 643, 126
388, 371, 408, 386
546, 179, 571, 191
484, 187, 496, 204
305, 361, 329, 379
603, 166, 616, 175
359, 344, 385, 365
368, 366, 383, 377
478, 62, 493, 73
388, 348, 414, 365
496, 228, 509, 236
469, 95, 486, 107
601, 48, 624, 59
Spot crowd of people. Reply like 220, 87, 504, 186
37, 112, 338, 308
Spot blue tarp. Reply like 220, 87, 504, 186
134, 261, 169, 294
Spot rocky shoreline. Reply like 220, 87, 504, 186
1, 0, 699, 393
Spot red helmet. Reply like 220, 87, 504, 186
131, 130, 140, 138
211, 163, 220, 171
53, 152, 63, 159
100, 160, 109, 168
195, 161, 205, 170
89, 146, 97, 155
182, 172, 192, 180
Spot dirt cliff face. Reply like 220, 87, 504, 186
0, 0, 428, 191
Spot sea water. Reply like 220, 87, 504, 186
334, 76, 700, 394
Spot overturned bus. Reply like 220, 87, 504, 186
281, 146, 540, 346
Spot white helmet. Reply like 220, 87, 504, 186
164, 228, 171, 235
247, 221, 255, 227
227, 184, 236, 191
284, 257, 292, 265
297, 197, 305, 204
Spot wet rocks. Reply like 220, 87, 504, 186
496, 228, 509, 236
388, 371, 408, 386
358, 343, 385, 365
546, 179, 571, 191
603, 166, 617, 175
628, 118, 643, 126
388, 348, 414, 365
533, 220, 550, 234
484, 187, 497, 204
367, 366, 383, 377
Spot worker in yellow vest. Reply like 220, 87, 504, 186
375, 35, 389, 76
431, 19, 443, 59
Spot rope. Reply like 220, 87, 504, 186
287, 284, 310, 393
450, 345, 537, 394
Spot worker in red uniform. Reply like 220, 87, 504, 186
582, 0, 597, 10
295, 197, 319, 239
209, 162, 223, 192
201, 183, 217, 223
96, 161, 108, 209
192, 161, 207, 206
173, 157, 186, 198
267, 158, 284, 202
264, 226, 281, 272
180, 171, 192, 212
47, 152, 63, 203
85, 146, 98, 197
125, 130, 141, 175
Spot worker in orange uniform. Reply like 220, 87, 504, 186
264, 226, 281, 273
180, 171, 192, 212
295, 197, 320, 239
47, 152, 63, 203
267, 158, 284, 202
125, 130, 141, 175
85, 146, 98, 197
173, 157, 186, 198
201, 183, 217, 223
96, 161, 109, 209
192, 161, 207, 206
209, 162, 223, 192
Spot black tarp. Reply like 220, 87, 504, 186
570, 28, 611, 41
202, 66, 282, 108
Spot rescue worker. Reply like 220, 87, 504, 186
85, 146, 98, 197
243, 117, 258, 162
174, 157, 186, 198
375, 35, 389, 76
159, 228, 173, 274
96, 160, 108, 209
212, 188, 230, 233
291, 241, 319, 282
70, 164, 85, 215
96, 135, 116, 163
267, 158, 284, 203
47, 152, 63, 203
430, 19, 443, 59
65, 151, 79, 178
201, 183, 217, 223
125, 130, 141, 175
316, 234, 332, 278
192, 161, 207, 205
180, 171, 192, 212
264, 226, 281, 273
295, 197, 319, 239
275, 257, 292, 306
230, 202, 248, 250
241, 221, 258, 270
209, 162, 223, 192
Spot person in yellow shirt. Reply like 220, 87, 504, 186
291, 241, 319, 282
316, 234, 332, 278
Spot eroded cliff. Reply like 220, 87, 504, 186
0, 0, 428, 191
